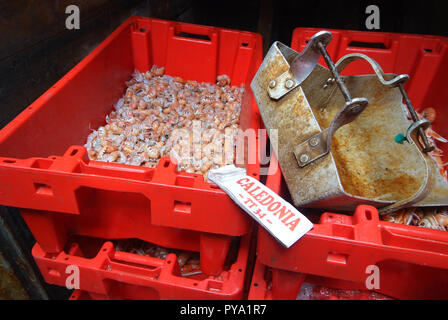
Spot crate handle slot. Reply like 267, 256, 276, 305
348, 40, 388, 50
34, 183, 54, 196
174, 201, 192, 214
327, 252, 348, 265
173, 24, 214, 43
176, 31, 211, 42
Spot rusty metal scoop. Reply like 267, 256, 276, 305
251, 31, 448, 214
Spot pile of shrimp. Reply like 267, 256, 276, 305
381, 107, 448, 230
417, 107, 447, 183
85, 66, 244, 181
114, 239, 201, 277
297, 283, 393, 300
382, 207, 448, 231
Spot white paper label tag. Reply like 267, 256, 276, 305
208, 165, 313, 248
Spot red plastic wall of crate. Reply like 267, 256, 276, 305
256, 155, 448, 300
32, 234, 251, 300
0, 17, 263, 276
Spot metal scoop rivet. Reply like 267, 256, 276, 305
309, 137, 320, 147
299, 153, 310, 163
269, 80, 277, 88
285, 79, 295, 89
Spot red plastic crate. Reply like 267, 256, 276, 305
248, 260, 393, 300
33, 233, 252, 300
256, 155, 448, 300
0, 17, 263, 276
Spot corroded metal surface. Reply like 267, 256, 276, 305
251, 43, 343, 210
251, 42, 448, 212
306, 73, 425, 201
267, 31, 332, 101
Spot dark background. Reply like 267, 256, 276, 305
0, 0, 447, 299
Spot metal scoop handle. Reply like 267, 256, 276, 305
293, 33, 369, 167
267, 31, 332, 100
335, 53, 435, 153
379, 120, 434, 214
